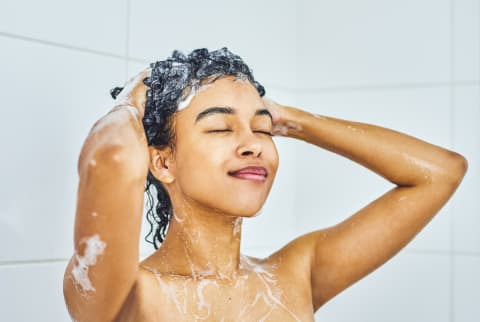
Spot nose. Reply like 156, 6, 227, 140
236, 132, 262, 158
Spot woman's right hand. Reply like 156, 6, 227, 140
82, 67, 152, 177
112, 67, 151, 119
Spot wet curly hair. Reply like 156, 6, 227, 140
111, 47, 266, 249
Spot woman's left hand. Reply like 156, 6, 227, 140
262, 96, 303, 137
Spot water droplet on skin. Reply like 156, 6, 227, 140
347, 125, 364, 133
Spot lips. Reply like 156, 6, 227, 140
228, 166, 267, 182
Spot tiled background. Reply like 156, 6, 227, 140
0, 0, 478, 321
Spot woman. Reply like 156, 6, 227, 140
63, 47, 468, 322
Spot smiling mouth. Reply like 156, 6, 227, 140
228, 167, 267, 183
228, 172, 266, 182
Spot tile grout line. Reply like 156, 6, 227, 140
449, 1, 455, 321
0, 31, 125, 60
0, 258, 69, 267
289, 80, 479, 93
0, 29, 477, 92
404, 249, 480, 256
125, 0, 131, 81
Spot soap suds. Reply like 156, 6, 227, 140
195, 279, 212, 318
173, 210, 186, 223
177, 83, 213, 111
273, 121, 302, 137
241, 255, 301, 322
71, 234, 107, 294
233, 217, 242, 235
141, 254, 301, 320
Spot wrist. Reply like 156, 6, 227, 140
273, 105, 309, 140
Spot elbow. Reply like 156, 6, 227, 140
440, 152, 468, 187
78, 144, 139, 180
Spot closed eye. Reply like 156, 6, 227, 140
207, 129, 232, 133
207, 129, 273, 136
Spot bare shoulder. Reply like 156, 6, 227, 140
112, 265, 168, 322
262, 233, 321, 291
265, 231, 321, 276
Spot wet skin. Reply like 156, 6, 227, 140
63, 69, 468, 322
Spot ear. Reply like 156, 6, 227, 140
148, 146, 175, 184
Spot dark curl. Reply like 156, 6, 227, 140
111, 47, 266, 249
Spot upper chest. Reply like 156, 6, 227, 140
117, 257, 314, 322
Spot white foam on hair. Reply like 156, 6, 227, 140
177, 83, 213, 111
177, 74, 251, 111
71, 234, 107, 293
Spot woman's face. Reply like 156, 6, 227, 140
166, 75, 279, 217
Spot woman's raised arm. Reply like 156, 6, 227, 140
63, 70, 150, 322
263, 98, 468, 312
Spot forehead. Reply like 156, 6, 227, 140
180, 76, 264, 116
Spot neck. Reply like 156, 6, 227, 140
151, 196, 244, 280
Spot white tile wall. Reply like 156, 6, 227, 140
128, 0, 297, 89
453, 0, 480, 81
0, 261, 71, 321
297, 0, 451, 88
453, 255, 480, 322
452, 85, 480, 253
1, 1, 478, 321
0, 37, 125, 262
0, 0, 128, 56
317, 252, 451, 322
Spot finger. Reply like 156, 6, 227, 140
114, 68, 150, 104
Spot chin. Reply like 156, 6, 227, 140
231, 201, 266, 218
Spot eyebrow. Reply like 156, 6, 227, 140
194, 106, 273, 124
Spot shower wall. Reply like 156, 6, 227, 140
294, 1, 479, 321
0, 0, 477, 321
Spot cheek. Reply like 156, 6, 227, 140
266, 141, 280, 172
175, 141, 227, 186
